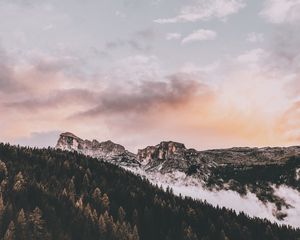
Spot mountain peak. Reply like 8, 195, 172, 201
59, 132, 79, 139
137, 141, 186, 165
55, 132, 140, 167
157, 141, 186, 150
56, 132, 126, 155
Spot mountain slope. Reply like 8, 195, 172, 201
55, 132, 300, 228
0, 143, 299, 240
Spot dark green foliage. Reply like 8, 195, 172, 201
208, 157, 300, 206
211, 157, 300, 188
0, 143, 299, 240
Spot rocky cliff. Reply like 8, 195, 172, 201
56, 132, 140, 167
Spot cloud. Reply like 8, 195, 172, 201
246, 32, 264, 43
0, 47, 23, 93
260, 0, 300, 24
154, 0, 245, 24
105, 39, 151, 52
115, 10, 126, 18
73, 77, 210, 118
1, 46, 298, 151
5, 89, 99, 112
105, 29, 156, 52
267, 27, 300, 72
5, 73, 208, 118
1, 19, 300, 152
181, 29, 217, 44
135, 28, 156, 40
166, 33, 182, 40
0, 61, 16, 92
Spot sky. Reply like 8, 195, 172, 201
1, 0, 300, 152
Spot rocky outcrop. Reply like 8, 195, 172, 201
55, 132, 300, 223
56, 132, 140, 167
197, 146, 300, 166
56, 132, 300, 176
137, 141, 186, 165
137, 141, 215, 177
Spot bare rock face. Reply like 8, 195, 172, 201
56, 132, 80, 150
137, 141, 186, 165
56, 132, 300, 175
137, 141, 215, 177
55, 132, 300, 223
197, 146, 300, 166
56, 132, 140, 167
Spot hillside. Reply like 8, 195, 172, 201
55, 132, 300, 227
0, 143, 299, 240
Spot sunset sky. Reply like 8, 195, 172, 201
1, 0, 300, 151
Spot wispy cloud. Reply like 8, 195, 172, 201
260, 0, 300, 24
106, 39, 151, 52
5, 89, 99, 112
154, 0, 245, 24
1, 41, 299, 151
246, 32, 264, 43
166, 33, 182, 40
1, 0, 300, 151
181, 29, 217, 44
72, 77, 209, 118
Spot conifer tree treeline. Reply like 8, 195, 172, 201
0, 143, 299, 240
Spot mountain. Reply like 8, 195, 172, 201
56, 132, 300, 228
0, 143, 300, 240
56, 132, 140, 167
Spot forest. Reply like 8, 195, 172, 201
0, 143, 299, 240
206, 156, 300, 208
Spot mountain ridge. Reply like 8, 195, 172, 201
55, 132, 300, 170
55, 132, 300, 228
1, 142, 299, 239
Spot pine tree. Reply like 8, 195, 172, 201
0, 192, 4, 231
75, 196, 84, 210
67, 177, 76, 203
3, 203, 13, 231
183, 226, 198, 240
4, 221, 15, 240
115, 221, 130, 240
28, 207, 47, 240
16, 209, 27, 240
103, 211, 114, 235
218, 230, 229, 240
13, 172, 25, 192
62, 188, 68, 198
118, 207, 126, 223
0, 179, 8, 195
111, 222, 118, 240
92, 209, 98, 223
101, 193, 110, 212
0, 160, 8, 182
98, 214, 107, 236
132, 209, 138, 227
83, 173, 90, 191
92, 187, 102, 205
84, 203, 93, 219
131, 225, 139, 240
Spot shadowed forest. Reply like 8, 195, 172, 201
0, 143, 299, 240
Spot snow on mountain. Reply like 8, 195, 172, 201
55, 132, 300, 228
296, 168, 300, 181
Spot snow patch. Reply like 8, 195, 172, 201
125, 167, 300, 229
273, 185, 300, 228
296, 168, 300, 181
